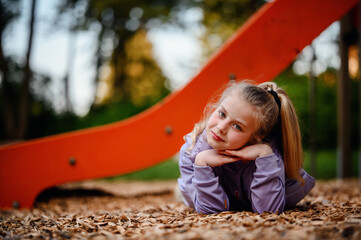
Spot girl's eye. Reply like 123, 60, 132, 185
233, 124, 242, 131
218, 111, 226, 118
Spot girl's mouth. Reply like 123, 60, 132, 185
211, 131, 225, 142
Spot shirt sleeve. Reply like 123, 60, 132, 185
284, 169, 315, 209
250, 153, 285, 214
178, 136, 230, 214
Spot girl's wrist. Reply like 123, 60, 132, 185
258, 144, 273, 157
195, 155, 208, 166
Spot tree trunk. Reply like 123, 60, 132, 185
0, 34, 16, 139
309, 44, 317, 178
64, 31, 76, 112
91, 26, 105, 106
337, 12, 352, 178
18, 0, 37, 139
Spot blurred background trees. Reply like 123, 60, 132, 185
55, 0, 179, 107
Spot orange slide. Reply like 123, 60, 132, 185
0, 0, 359, 208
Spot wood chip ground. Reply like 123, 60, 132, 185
1, 179, 361, 239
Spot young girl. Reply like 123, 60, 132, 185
177, 81, 315, 214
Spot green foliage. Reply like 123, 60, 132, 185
303, 150, 359, 179
198, 0, 265, 57
78, 100, 151, 128
273, 68, 360, 150
24, 100, 155, 139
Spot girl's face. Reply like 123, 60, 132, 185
206, 93, 257, 150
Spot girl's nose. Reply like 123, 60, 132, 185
217, 121, 227, 133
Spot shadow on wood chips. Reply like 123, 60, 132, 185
35, 181, 173, 205
1, 179, 361, 240
35, 187, 114, 204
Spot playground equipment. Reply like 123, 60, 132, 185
1, 0, 360, 209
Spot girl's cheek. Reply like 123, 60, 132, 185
230, 132, 245, 147
208, 114, 217, 127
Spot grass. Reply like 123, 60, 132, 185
102, 149, 360, 181
303, 149, 360, 179
104, 158, 180, 181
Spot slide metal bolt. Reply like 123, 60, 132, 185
69, 157, 76, 166
165, 126, 173, 135
12, 200, 20, 209
229, 73, 236, 81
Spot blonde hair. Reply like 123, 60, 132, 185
188, 80, 304, 183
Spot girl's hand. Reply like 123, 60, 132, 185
195, 149, 242, 167
219, 144, 273, 162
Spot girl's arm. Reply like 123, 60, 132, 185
284, 169, 315, 209
178, 137, 230, 214
250, 153, 285, 214
224, 144, 285, 214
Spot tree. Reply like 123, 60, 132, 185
0, 0, 21, 139
196, 0, 265, 58
18, 0, 37, 138
56, 0, 181, 108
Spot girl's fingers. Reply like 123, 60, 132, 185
217, 150, 226, 154
219, 148, 258, 162
224, 149, 256, 161
224, 150, 241, 157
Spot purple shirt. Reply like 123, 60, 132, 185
177, 130, 315, 214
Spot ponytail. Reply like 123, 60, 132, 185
277, 88, 304, 184
258, 82, 304, 184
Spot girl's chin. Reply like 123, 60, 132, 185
208, 142, 226, 151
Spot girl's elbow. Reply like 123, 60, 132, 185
194, 205, 219, 215
252, 198, 285, 214
194, 199, 228, 214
